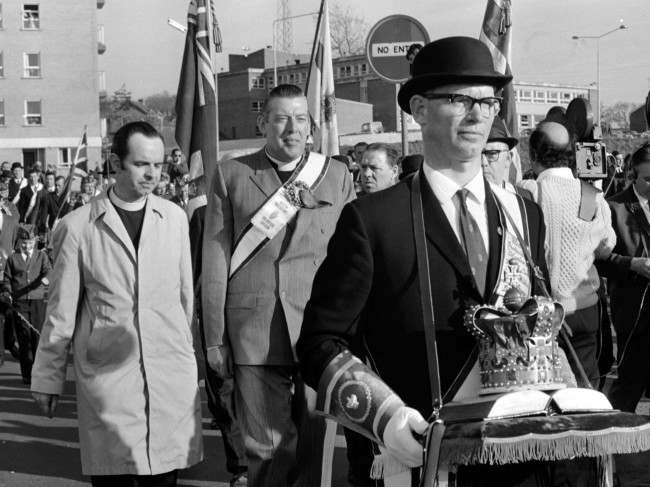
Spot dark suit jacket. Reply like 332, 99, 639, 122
596, 185, 647, 338
0, 204, 19, 271
297, 170, 548, 416
202, 149, 356, 366
17, 185, 48, 231
2, 249, 51, 301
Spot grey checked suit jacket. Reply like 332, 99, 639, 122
202, 148, 355, 365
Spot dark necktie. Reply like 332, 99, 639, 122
456, 188, 488, 295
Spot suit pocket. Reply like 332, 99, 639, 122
225, 292, 257, 309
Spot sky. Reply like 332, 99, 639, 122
98, 0, 650, 106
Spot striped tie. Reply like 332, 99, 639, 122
456, 188, 487, 295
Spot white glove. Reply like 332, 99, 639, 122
382, 405, 429, 467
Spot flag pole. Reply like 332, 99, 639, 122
304, 0, 325, 94
206, 0, 220, 172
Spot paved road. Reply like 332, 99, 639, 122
3, 355, 650, 486
0, 356, 350, 487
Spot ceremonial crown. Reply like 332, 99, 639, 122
464, 295, 566, 395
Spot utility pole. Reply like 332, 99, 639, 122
277, 0, 293, 52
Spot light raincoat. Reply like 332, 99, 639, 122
32, 192, 203, 475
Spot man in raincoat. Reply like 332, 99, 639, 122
30, 121, 203, 487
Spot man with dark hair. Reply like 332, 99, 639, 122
297, 36, 552, 485
8, 162, 27, 205
168, 148, 189, 184
31, 121, 203, 486
2, 224, 51, 384
17, 167, 48, 234
202, 83, 354, 486
0, 182, 19, 366
519, 121, 615, 387
598, 142, 650, 412
359, 142, 399, 194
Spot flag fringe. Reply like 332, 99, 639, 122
441, 428, 650, 466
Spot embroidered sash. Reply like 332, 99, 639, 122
229, 152, 330, 279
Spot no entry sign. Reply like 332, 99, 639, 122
365, 15, 430, 83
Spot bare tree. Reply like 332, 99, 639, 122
329, 2, 368, 57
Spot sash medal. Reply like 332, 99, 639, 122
229, 152, 331, 279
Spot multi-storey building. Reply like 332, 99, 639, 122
218, 48, 599, 141
0, 0, 104, 169
514, 81, 596, 133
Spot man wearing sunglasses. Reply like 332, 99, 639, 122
298, 37, 553, 485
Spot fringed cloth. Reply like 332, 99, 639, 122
439, 412, 650, 467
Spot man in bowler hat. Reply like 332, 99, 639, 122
297, 37, 551, 485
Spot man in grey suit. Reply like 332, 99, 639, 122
202, 84, 355, 486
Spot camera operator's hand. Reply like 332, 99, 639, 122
631, 257, 650, 279
382, 406, 428, 467
207, 345, 232, 378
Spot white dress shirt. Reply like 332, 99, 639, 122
422, 163, 489, 254
633, 184, 650, 225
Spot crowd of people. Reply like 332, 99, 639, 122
0, 35, 649, 487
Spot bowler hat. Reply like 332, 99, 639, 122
398, 36, 512, 114
487, 117, 518, 150
11, 162, 22, 171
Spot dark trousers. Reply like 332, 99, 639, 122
234, 365, 329, 487
561, 303, 600, 388
90, 470, 177, 487
13, 299, 45, 381
204, 363, 247, 475
609, 319, 650, 412
196, 300, 247, 476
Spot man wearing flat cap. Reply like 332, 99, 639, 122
297, 37, 551, 485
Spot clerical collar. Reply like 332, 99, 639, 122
109, 187, 146, 211
265, 148, 302, 172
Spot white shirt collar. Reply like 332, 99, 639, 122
109, 186, 147, 211
537, 167, 574, 181
422, 163, 486, 205
265, 147, 302, 172
633, 184, 648, 206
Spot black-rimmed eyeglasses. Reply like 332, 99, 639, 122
481, 149, 510, 162
423, 93, 502, 116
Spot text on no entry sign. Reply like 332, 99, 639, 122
372, 42, 421, 57
365, 15, 430, 83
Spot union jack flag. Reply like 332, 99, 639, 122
480, 0, 521, 183
175, 0, 221, 181
306, 0, 339, 156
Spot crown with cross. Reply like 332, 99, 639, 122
464, 296, 566, 395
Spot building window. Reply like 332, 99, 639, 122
251, 101, 263, 112
519, 90, 532, 102
353, 65, 359, 76
251, 77, 265, 89
520, 114, 531, 128
267, 77, 274, 88
22, 4, 40, 30
24, 99, 41, 125
546, 91, 559, 103
361, 63, 368, 74
338, 66, 352, 78
533, 91, 545, 103
0, 99, 4, 126
58, 147, 77, 165
23, 52, 41, 77
289, 73, 295, 83
561, 92, 572, 103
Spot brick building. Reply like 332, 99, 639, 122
218, 48, 600, 141
0, 0, 103, 169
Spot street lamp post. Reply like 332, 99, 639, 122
572, 21, 627, 125
272, 12, 318, 86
